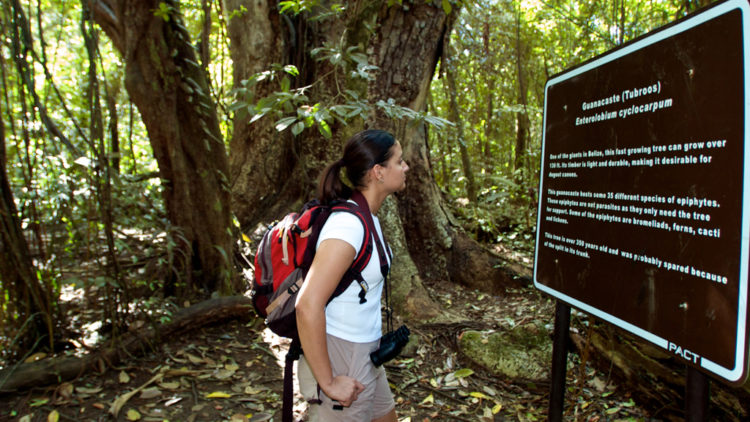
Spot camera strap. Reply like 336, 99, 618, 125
351, 191, 394, 332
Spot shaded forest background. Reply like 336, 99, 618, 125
5, 0, 745, 419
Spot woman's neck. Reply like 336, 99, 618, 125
360, 188, 386, 215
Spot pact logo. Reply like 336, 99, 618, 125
668, 341, 701, 364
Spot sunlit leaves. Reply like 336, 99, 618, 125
153, 2, 174, 22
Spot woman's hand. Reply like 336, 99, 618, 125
321, 375, 365, 407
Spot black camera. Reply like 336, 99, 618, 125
370, 325, 410, 367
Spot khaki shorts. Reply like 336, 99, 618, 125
298, 334, 395, 421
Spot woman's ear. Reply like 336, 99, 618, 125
372, 165, 385, 183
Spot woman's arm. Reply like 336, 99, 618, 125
295, 238, 365, 407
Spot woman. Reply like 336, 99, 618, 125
295, 129, 409, 422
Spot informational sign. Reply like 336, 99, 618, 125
534, 0, 750, 385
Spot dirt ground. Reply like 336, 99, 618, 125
0, 280, 657, 422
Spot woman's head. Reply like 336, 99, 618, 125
318, 130, 402, 204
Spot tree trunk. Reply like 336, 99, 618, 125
369, 2, 521, 297
443, 45, 476, 202
227, 2, 525, 319
225, 0, 298, 226
92, 0, 235, 295
514, 8, 530, 174
226, 0, 383, 226
0, 113, 56, 361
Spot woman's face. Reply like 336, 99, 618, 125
379, 141, 409, 192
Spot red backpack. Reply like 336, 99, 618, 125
251, 191, 390, 422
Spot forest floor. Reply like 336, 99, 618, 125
0, 269, 658, 422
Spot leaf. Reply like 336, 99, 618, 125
454, 368, 474, 378
282, 65, 299, 77
126, 408, 141, 421
419, 393, 434, 405
492, 403, 502, 414
274, 116, 297, 132
47, 410, 60, 422
442, 0, 452, 14
110, 372, 164, 417
139, 387, 161, 399
29, 398, 49, 407
119, 371, 131, 384
605, 406, 621, 415
158, 381, 181, 390
206, 391, 232, 398
213, 368, 236, 380
186, 353, 204, 364
291, 121, 305, 136
24, 352, 47, 363
317, 120, 332, 139
470, 391, 490, 400
58, 383, 74, 399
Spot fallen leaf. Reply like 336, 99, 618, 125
139, 387, 161, 399
110, 372, 164, 417
470, 391, 490, 400
24, 352, 47, 363
126, 408, 141, 421
19, 415, 31, 422
214, 368, 236, 380
29, 398, 49, 407
419, 394, 434, 406
492, 403, 502, 414
244, 386, 263, 395
186, 353, 204, 364
119, 371, 131, 384
58, 383, 74, 399
165, 396, 183, 407
47, 410, 60, 422
76, 386, 103, 395
159, 381, 181, 390
92, 403, 106, 410
206, 391, 232, 398
605, 406, 621, 415
454, 368, 474, 378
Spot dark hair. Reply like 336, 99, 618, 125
318, 130, 396, 204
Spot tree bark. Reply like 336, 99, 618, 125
514, 8, 530, 174
443, 45, 476, 201
225, 0, 298, 226
226, 0, 382, 226
369, 2, 521, 297
0, 113, 56, 361
92, 0, 235, 295
226, 2, 525, 318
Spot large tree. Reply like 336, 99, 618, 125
226, 1, 524, 320
91, 0, 235, 295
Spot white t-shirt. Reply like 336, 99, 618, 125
315, 209, 390, 343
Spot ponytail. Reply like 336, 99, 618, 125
318, 159, 352, 205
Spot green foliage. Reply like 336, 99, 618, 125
428, 0, 698, 251
232, 37, 452, 139
153, 2, 174, 22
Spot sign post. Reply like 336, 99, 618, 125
535, 0, 750, 417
